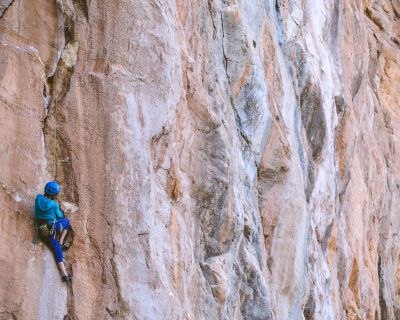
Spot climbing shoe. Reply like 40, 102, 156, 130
62, 275, 73, 283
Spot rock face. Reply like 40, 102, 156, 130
1, 0, 400, 319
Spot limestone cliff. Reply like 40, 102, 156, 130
1, 0, 400, 319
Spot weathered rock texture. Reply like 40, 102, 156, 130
1, 0, 400, 319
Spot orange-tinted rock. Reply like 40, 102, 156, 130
1, 0, 400, 319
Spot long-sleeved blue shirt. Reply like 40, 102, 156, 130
34, 194, 63, 224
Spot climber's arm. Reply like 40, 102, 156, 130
54, 202, 64, 219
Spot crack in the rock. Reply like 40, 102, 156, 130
74, 0, 88, 21
220, 9, 250, 147
109, 239, 129, 318
274, 0, 286, 46
64, 268, 77, 320
229, 96, 251, 146
378, 256, 388, 320
365, 7, 384, 31
0, 0, 15, 19
391, 37, 400, 48
0, 311, 17, 320
207, 0, 216, 38
43, 0, 79, 198
220, 10, 230, 85
391, 0, 400, 19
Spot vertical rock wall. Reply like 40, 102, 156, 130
0, 0, 400, 319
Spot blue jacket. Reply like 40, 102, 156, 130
34, 194, 63, 224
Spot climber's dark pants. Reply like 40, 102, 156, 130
49, 218, 70, 263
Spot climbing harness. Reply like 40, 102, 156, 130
37, 221, 56, 239
30, 222, 55, 252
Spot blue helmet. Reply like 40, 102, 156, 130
44, 181, 60, 196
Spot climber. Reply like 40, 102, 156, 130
34, 181, 73, 282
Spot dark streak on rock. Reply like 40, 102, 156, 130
73, 0, 89, 21
0, 0, 14, 19
274, 0, 285, 46
0, 311, 18, 320
220, 10, 230, 85
365, 7, 384, 31
378, 256, 388, 320
391, 0, 400, 19
319, 221, 334, 253
334, 96, 357, 208
300, 81, 326, 162
351, 67, 363, 100
302, 291, 316, 320
207, 0, 217, 39
391, 37, 400, 48
330, 0, 340, 52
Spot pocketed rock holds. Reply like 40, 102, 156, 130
1, 0, 400, 319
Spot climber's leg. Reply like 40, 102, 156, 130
57, 261, 68, 277
49, 233, 64, 266
59, 229, 68, 246
49, 234, 72, 281
55, 218, 70, 245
